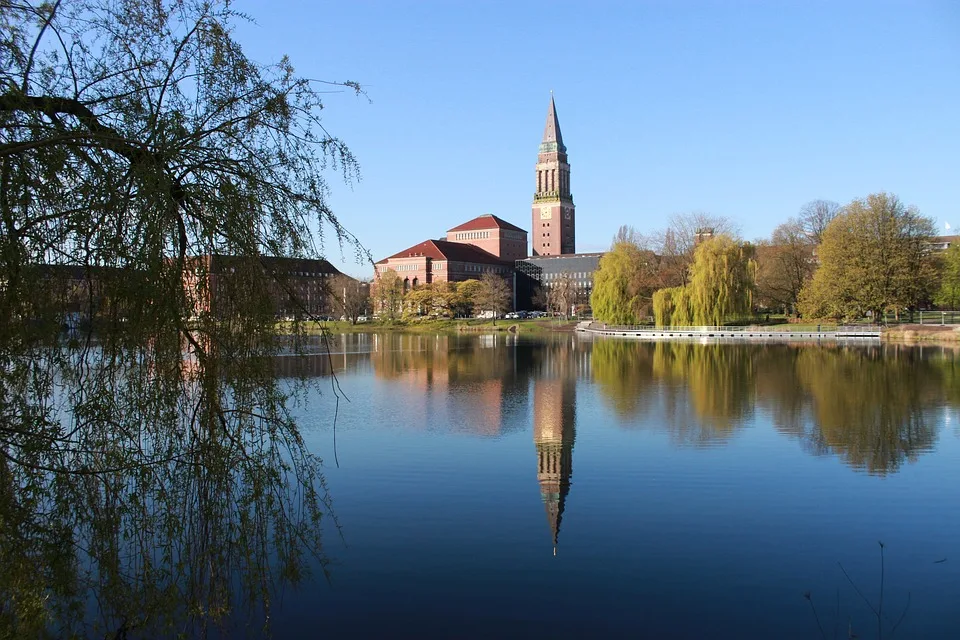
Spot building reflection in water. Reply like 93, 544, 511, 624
532, 339, 582, 554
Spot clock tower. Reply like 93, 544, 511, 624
532, 94, 575, 256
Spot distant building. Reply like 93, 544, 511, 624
928, 235, 959, 253
374, 239, 514, 290
516, 252, 604, 310
185, 254, 342, 319
531, 95, 576, 256
446, 214, 528, 261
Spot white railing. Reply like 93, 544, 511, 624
585, 322, 880, 334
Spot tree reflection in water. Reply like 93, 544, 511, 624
0, 344, 333, 638
591, 340, 953, 473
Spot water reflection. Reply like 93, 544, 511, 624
589, 340, 956, 474
531, 342, 578, 554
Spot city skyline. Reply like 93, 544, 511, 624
232, 1, 960, 278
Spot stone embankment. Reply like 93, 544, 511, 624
883, 324, 960, 344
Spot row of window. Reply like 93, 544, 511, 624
455, 231, 490, 240
462, 263, 507, 274
544, 271, 593, 280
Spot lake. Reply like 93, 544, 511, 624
276, 333, 959, 638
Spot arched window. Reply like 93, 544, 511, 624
412, 277, 419, 288
403, 278, 410, 291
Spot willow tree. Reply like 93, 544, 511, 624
1, 0, 364, 634
798, 193, 936, 320
653, 236, 754, 326
591, 240, 656, 324
687, 235, 755, 325
652, 286, 693, 327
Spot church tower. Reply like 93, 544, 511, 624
531, 94, 575, 256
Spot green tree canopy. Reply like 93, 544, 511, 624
373, 269, 404, 320
454, 278, 484, 317
934, 243, 960, 309
474, 272, 511, 319
590, 240, 655, 324
653, 235, 755, 326
798, 192, 936, 320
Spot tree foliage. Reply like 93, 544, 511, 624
934, 243, 960, 309
544, 272, 584, 318
799, 199, 840, 244
474, 272, 511, 319
798, 193, 936, 320
591, 240, 655, 324
0, 0, 364, 633
653, 235, 755, 326
330, 274, 370, 322
754, 218, 816, 314
373, 269, 403, 320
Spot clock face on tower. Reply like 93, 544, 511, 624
563, 209, 571, 220
540, 207, 552, 220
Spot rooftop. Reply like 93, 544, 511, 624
447, 214, 526, 234
377, 239, 512, 265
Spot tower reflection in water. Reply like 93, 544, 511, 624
532, 340, 579, 555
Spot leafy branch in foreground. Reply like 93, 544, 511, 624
1, 0, 365, 635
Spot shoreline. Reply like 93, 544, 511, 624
882, 324, 960, 344
286, 319, 960, 344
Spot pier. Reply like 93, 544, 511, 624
576, 322, 881, 341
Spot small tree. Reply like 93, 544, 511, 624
754, 219, 815, 315
373, 269, 403, 321
330, 274, 370, 323
430, 281, 458, 318
403, 283, 435, 317
475, 272, 511, 321
546, 272, 579, 318
454, 279, 483, 317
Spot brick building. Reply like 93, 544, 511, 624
374, 239, 513, 290
446, 214, 528, 261
532, 95, 576, 256
185, 254, 343, 319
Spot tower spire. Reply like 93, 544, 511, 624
541, 94, 565, 152
531, 93, 575, 256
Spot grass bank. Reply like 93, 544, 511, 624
279, 318, 578, 335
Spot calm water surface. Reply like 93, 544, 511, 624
278, 334, 960, 638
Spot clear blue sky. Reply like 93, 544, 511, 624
233, 1, 960, 278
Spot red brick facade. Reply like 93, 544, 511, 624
532, 95, 576, 256
446, 214, 528, 261
374, 239, 514, 290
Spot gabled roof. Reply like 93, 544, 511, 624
447, 214, 526, 234
377, 239, 511, 265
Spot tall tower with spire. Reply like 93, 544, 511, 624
531, 94, 575, 256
